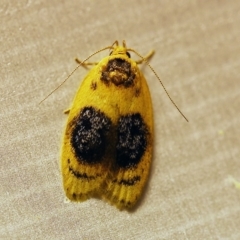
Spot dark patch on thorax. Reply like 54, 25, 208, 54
101, 58, 135, 88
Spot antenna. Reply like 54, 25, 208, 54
127, 48, 189, 122
39, 45, 114, 104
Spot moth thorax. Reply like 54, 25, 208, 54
101, 58, 136, 88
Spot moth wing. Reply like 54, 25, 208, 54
61, 62, 113, 201
103, 70, 153, 209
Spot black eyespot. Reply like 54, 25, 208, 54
71, 107, 112, 164
116, 113, 148, 168
126, 52, 131, 58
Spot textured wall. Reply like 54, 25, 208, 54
1, 1, 240, 239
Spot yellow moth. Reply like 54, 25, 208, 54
61, 40, 187, 210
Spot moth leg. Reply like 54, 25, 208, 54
64, 108, 71, 114
135, 50, 155, 64
75, 58, 99, 68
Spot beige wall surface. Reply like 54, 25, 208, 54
1, 1, 240, 239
